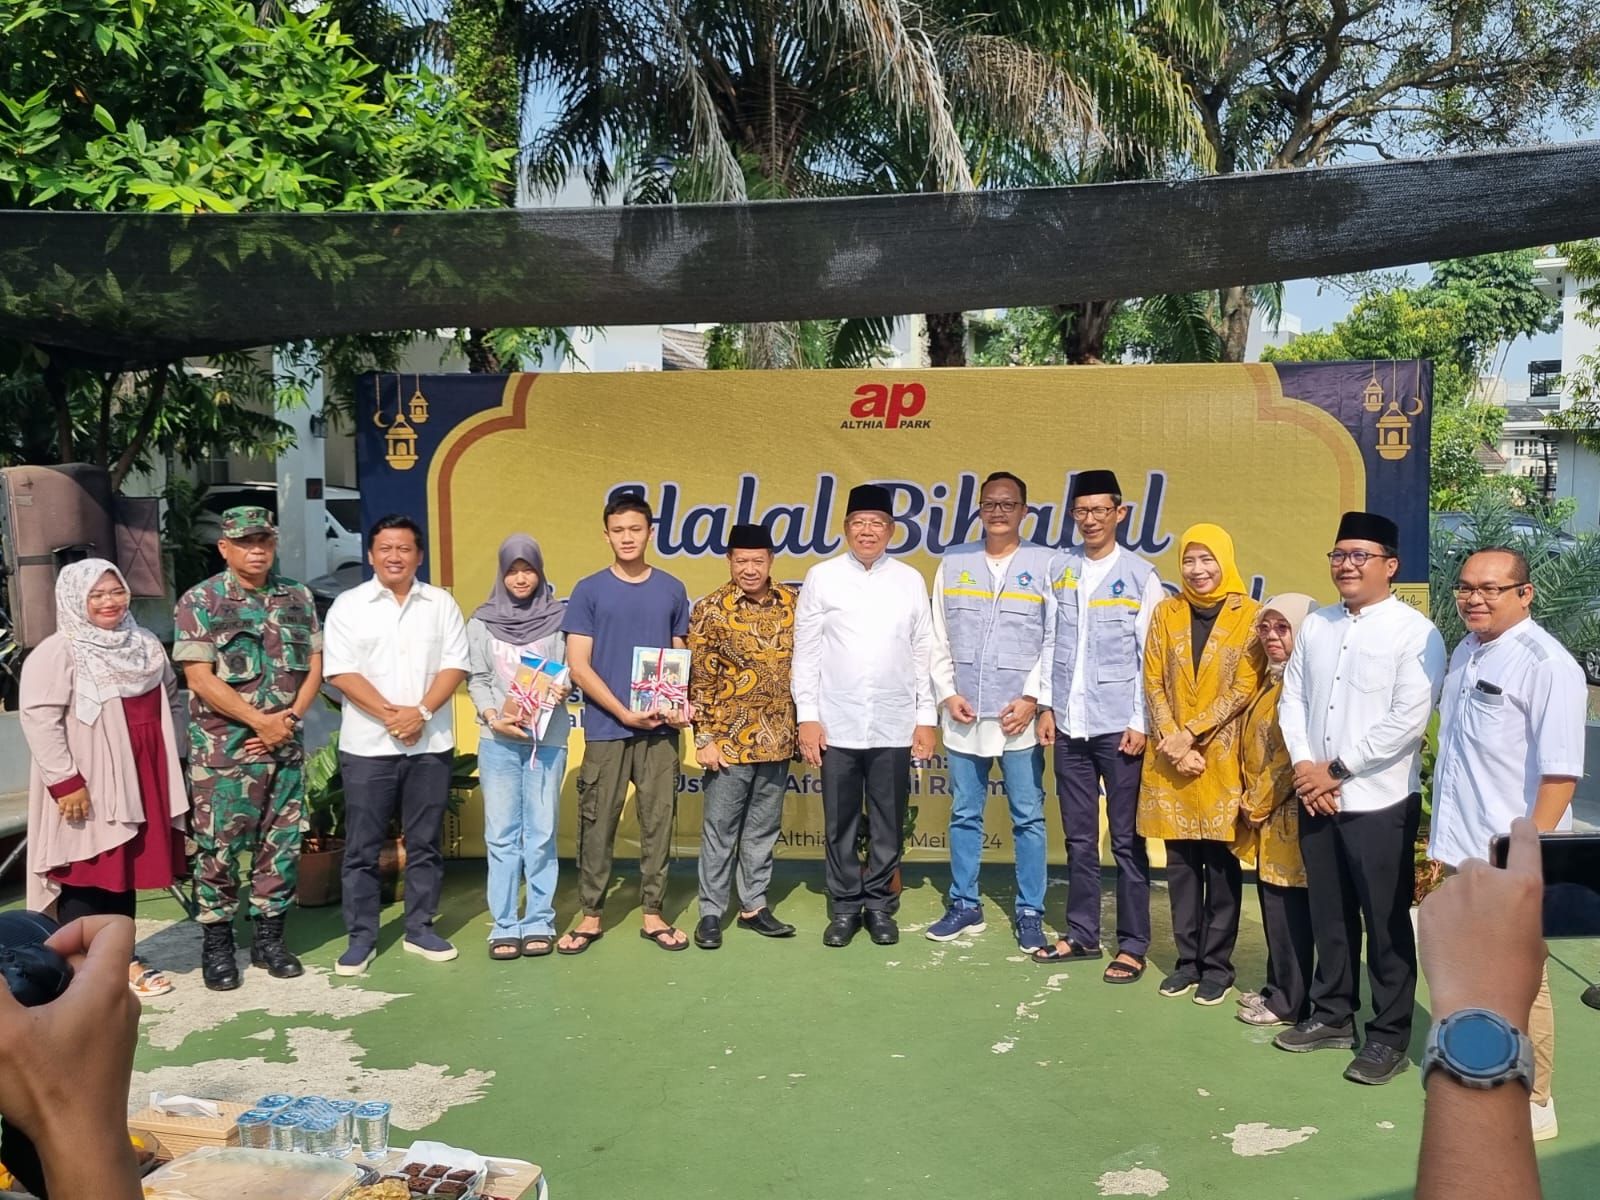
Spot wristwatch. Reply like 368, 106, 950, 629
694, 732, 715, 748
1327, 757, 1351, 780
1420, 1008, 1534, 1092
417, 703, 434, 723
283, 711, 301, 728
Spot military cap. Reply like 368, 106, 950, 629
220, 506, 276, 539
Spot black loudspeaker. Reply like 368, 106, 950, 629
0, 464, 166, 649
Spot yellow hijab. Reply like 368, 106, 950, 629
1177, 523, 1248, 608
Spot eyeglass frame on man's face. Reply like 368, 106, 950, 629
1325, 549, 1394, 568
978, 500, 1022, 514
1070, 505, 1119, 522
846, 516, 890, 531
1452, 582, 1528, 601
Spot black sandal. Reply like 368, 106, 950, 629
1103, 956, 1146, 984
521, 937, 554, 958
1031, 941, 1103, 964
639, 926, 689, 952
489, 938, 522, 961
556, 929, 604, 955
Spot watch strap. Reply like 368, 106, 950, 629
417, 703, 433, 722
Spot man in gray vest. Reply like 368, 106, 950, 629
926, 471, 1055, 949
1036, 469, 1164, 982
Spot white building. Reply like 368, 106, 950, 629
1533, 253, 1600, 531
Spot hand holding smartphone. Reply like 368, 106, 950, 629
1490, 831, 1600, 939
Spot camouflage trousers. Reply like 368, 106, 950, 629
191, 761, 304, 923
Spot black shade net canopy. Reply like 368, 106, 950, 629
4, 140, 1600, 369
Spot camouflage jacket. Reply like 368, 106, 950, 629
173, 570, 322, 768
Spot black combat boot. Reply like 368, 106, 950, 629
200, 921, 242, 991
250, 913, 304, 979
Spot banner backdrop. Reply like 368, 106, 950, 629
355, 362, 1431, 863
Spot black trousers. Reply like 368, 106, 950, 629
339, 751, 452, 947
821, 746, 909, 916
1258, 882, 1315, 1022
1298, 793, 1421, 1050
1165, 838, 1242, 986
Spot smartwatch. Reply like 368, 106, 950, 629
417, 703, 434, 723
1327, 757, 1351, 781
1420, 1008, 1534, 1092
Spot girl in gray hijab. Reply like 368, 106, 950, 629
465, 534, 570, 960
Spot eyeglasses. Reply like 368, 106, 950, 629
1070, 505, 1118, 521
847, 517, 889, 531
1326, 550, 1392, 567
978, 501, 1022, 514
1255, 620, 1292, 636
1452, 583, 1528, 600
87, 588, 130, 603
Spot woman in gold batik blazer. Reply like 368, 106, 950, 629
1137, 523, 1264, 1003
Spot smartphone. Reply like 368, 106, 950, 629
1490, 832, 1600, 939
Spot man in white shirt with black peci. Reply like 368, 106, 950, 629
323, 514, 470, 976
1276, 510, 1446, 1085
1430, 545, 1586, 1142
793, 483, 936, 948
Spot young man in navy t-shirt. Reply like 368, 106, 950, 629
556, 492, 692, 954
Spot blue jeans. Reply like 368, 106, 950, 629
946, 747, 1047, 914
479, 735, 566, 940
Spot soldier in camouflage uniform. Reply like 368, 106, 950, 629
173, 506, 323, 991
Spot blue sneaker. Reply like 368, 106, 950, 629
403, 932, 459, 962
926, 903, 986, 942
1014, 910, 1047, 952
334, 942, 375, 977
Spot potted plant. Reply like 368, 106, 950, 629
857, 803, 919, 895
297, 732, 346, 907
295, 726, 480, 907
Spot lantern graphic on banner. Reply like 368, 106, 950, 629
374, 375, 420, 470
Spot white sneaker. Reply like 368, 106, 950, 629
1530, 1097, 1558, 1143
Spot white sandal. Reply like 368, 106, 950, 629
129, 965, 175, 997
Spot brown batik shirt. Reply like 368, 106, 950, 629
687, 578, 798, 764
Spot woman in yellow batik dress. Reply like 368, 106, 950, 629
1138, 523, 1264, 1006
1231, 593, 1319, 1028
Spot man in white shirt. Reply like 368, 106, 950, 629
1430, 546, 1586, 1141
323, 515, 470, 975
926, 472, 1053, 950
1036, 469, 1164, 983
794, 483, 936, 948
1277, 510, 1446, 1084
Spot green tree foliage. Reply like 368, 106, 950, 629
1147, 0, 1600, 360
0, 0, 513, 481
1263, 252, 1559, 510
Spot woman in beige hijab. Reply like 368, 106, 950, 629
19, 559, 189, 996
1231, 592, 1319, 1027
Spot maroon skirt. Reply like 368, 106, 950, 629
48, 688, 186, 891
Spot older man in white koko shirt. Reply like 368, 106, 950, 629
1277, 510, 1446, 1087
793, 483, 935, 949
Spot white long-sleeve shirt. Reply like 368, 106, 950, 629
792, 551, 936, 749
1278, 594, 1446, 813
928, 555, 1044, 756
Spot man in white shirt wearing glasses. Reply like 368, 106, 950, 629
1277, 510, 1446, 1085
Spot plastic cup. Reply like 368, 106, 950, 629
268, 1110, 306, 1153
257, 1094, 295, 1112
325, 1100, 356, 1158
353, 1101, 391, 1161
235, 1109, 274, 1150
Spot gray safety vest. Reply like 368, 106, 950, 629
939, 541, 1055, 718
1048, 549, 1159, 735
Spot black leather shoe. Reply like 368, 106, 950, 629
737, 908, 796, 938
823, 913, 863, 947
863, 910, 899, 945
694, 915, 723, 950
